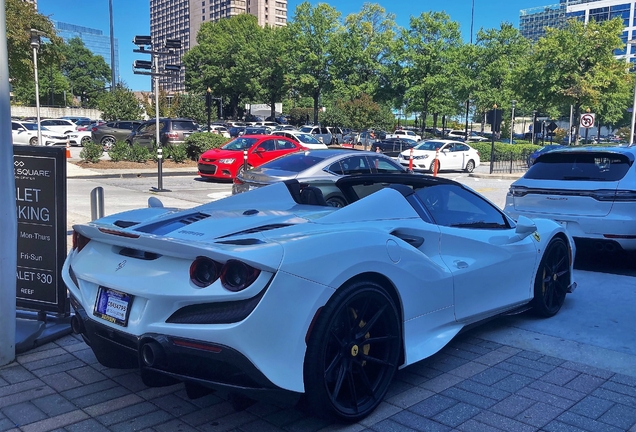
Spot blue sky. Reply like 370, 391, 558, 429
38, 0, 551, 91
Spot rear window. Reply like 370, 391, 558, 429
260, 152, 327, 172
526, 152, 632, 181
171, 121, 196, 131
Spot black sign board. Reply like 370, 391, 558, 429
13, 146, 68, 314
486, 109, 503, 132
547, 121, 558, 132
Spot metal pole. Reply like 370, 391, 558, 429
109, 0, 116, 89
154, 52, 164, 191
0, 0, 17, 366
489, 130, 495, 174
630, 81, 636, 145
90, 187, 105, 220
510, 102, 515, 144
33, 45, 42, 145
568, 104, 573, 145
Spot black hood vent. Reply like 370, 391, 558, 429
217, 223, 293, 239
135, 212, 211, 235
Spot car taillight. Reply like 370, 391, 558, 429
220, 260, 260, 292
166, 132, 178, 139
91, 127, 98, 132
72, 230, 91, 252
190, 256, 221, 288
509, 186, 528, 197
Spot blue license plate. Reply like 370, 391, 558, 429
93, 287, 133, 327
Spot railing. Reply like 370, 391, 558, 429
490, 149, 533, 174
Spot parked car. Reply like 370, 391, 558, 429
206, 125, 231, 138
386, 129, 422, 141
244, 126, 274, 135
526, 145, 566, 167
228, 126, 246, 137
63, 172, 575, 422
270, 130, 328, 150
233, 149, 407, 206
11, 121, 68, 146
505, 146, 636, 253
327, 126, 344, 144
127, 118, 198, 149
198, 135, 304, 179
66, 130, 93, 146
299, 125, 333, 144
60, 115, 90, 124
92, 121, 143, 150
397, 140, 481, 173
370, 138, 418, 157
40, 118, 77, 134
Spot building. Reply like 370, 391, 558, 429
52, 21, 120, 84
520, 0, 633, 61
150, 0, 287, 93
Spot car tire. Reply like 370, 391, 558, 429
325, 196, 346, 208
80, 136, 92, 146
236, 164, 252, 178
464, 160, 475, 173
29, 137, 38, 146
101, 136, 116, 151
304, 280, 401, 421
429, 159, 440, 173
532, 237, 569, 318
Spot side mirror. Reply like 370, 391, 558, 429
515, 215, 537, 239
255, 147, 265, 153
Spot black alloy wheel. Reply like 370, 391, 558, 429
304, 281, 401, 421
532, 237, 569, 317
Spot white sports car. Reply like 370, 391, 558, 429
63, 173, 576, 421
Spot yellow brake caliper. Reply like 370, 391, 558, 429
351, 308, 371, 366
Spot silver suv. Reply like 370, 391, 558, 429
299, 125, 333, 145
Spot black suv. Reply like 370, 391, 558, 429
126, 118, 198, 148
92, 121, 143, 149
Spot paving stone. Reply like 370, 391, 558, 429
17, 348, 68, 366
516, 401, 564, 428
609, 374, 636, 387
405, 364, 443, 380
408, 394, 457, 418
540, 368, 580, 386
495, 360, 546, 379
529, 380, 587, 402
507, 356, 556, 373
448, 362, 489, 379
0, 385, 56, 409
569, 395, 614, 420
394, 370, 429, 386
245, 401, 282, 418
597, 403, 636, 430
456, 418, 504, 432
65, 418, 111, 432
153, 419, 200, 432
514, 351, 543, 361
491, 373, 533, 393
433, 402, 480, 428
496, 346, 521, 355
386, 386, 434, 409
472, 411, 536, 432
109, 408, 174, 432
600, 380, 636, 398
60, 379, 119, 401
19, 409, 89, 432
71, 348, 99, 364
560, 362, 615, 380
112, 372, 149, 393
20, 352, 76, 372
174, 390, 224, 409
0, 365, 36, 384
31, 359, 86, 378
83, 394, 143, 417
538, 356, 566, 367
441, 387, 496, 409
385, 379, 415, 399
136, 383, 184, 401
474, 341, 503, 351
474, 351, 513, 367
0, 379, 44, 398
95, 401, 158, 426
389, 410, 451, 432
280, 413, 331, 432
1, 402, 47, 427
31, 394, 77, 417
455, 379, 510, 401
489, 395, 536, 418
592, 388, 636, 408
151, 394, 199, 417
447, 341, 491, 356
39, 372, 83, 392
238, 419, 289, 432
542, 420, 588, 432
557, 411, 625, 432
564, 374, 607, 394
418, 373, 464, 393
180, 402, 238, 427
444, 348, 482, 361
428, 353, 470, 373
0, 419, 17, 432
358, 402, 402, 428
369, 418, 418, 431
54, 334, 82, 348
66, 366, 107, 385
470, 368, 511, 386
516, 387, 576, 410
72, 386, 132, 409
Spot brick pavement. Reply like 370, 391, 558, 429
1, 331, 635, 432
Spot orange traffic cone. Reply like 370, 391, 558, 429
66, 140, 71, 159
433, 148, 439, 176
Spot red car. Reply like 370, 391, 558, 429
198, 135, 305, 179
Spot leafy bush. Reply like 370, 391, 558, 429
471, 142, 541, 163
165, 144, 188, 163
185, 133, 229, 161
128, 144, 152, 163
108, 141, 130, 162
79, 142, 103, 163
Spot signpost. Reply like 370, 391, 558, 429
13, 145, 70, 353
581, 113, 595, 144
487, 107, 503, 174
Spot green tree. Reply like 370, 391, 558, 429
256, 25, 293, 120
519, 18, 631, 143
141, 88, 171, 118
173, 93, 208, 124
288, 2, 342, 124
98, 84, 143, 121
183, 14, 262, 118
338, 93, 386, 131
59, 37, 111, 107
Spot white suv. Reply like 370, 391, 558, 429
299, 125, 333, 144
505, 146, 636, 252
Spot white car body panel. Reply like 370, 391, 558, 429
397, 141, 481, 172
387, 130, 422, 141
66, 130, 93, 146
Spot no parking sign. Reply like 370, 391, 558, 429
580, 113, 595, 128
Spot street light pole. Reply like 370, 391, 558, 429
510, 100, 516, 144
153, 52, 163, 191
30, 29, 44, 146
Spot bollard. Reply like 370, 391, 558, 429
90, 187, 104, 221
409, 148, 414, 172
433, 148, 439, 177
243, 149, 248, 172
65, 140, 71, 159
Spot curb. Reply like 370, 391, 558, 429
68, 169, 200, 180
469, 172, 523, 180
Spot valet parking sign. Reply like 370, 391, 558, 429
14, 146, 67, 314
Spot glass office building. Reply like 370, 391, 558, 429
53, 21, 120, 84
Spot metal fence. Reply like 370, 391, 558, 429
490, 149, 533, 173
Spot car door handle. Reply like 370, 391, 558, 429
454, 260, 468, 269
390, 231, 424, 248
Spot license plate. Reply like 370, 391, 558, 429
93, 287, 133, 327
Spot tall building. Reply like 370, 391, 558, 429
53, 21, 120, 84
151, 0, 287, 93
520, 0, 634, 61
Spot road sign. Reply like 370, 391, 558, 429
580, 113, 595, 128
547, 121, 558, 132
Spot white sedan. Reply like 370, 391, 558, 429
66, 130, 93, 146
63, 173, 575, 422
398, 139, 481, 173
11, 121, 68, 146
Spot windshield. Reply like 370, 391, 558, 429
261, 152, 328, 172
19, 123, 39, 131
295, 133, 321, 144
415, 141, 445, 151
300, 127, 314, 133
222, 137, 259, 150
526, 152, 632, 181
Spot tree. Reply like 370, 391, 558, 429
173, 93, 208, 124
519, 18, 631, 144
141, 88, 171, 118
59, 37, 111, 108
337, 93, 388, 131
183, 14, 262, 118
255, 25, 293, 120
288, 2, 342, 124
98, 84, 143, 121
